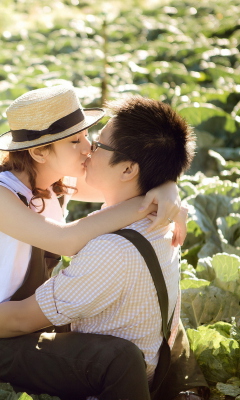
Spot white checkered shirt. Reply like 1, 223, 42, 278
36, 218, 180, 381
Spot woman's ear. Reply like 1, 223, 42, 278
28, 146, 49, 164
121, 162, 139, 182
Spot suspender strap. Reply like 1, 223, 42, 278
0, 187, 61, 302
113, 228, 175, 398
16, 192, 29, 206
0, 180, 29, 207
113, 229, 171, 340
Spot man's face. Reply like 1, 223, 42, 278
84, 119, 121, 194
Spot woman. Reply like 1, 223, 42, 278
0, 85, 184, 303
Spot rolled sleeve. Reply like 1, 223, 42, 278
36, 237, 126, 326
36, 277, 73, 326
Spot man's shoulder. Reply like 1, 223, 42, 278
83, 231, 134, 250
84, 218, 171, 250
125, 218, 172, 241
70, 219, 174, 274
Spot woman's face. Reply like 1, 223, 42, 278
44, 130, 91, 178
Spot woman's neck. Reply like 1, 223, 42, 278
10, 168, 57, 191
10, 170, 32, 190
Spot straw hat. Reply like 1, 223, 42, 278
0, 85, 105, 151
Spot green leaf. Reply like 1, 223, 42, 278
220, 167, 240, 182
0, 122, 9, 135
187, 193, 232, 258
187, 324, 240, 383
180, 259, 196, 280
195, 129, 224, 148
178, 103, 240, 146
190, 90, 240, 114
197, 241, 221, 260
180, 278, 210, 290
179, 182, 198, 198
196, 257, 216, 281
198, 180, 240, 197
216, 382, 240, 397
18, 394, 33, 400
190, 194, 232, 232
231, 199, 240, 214
213, 147, 240, 162
181, 243, 203, 268
217, 214, 240, 249
0, 383, 18, 400
230, 319, 240, 342
212, 253, 240, 298
207, 321, 232, 338
181, 285, 240, 329
205, 65, 240, 85
138, 83, 169, 100
0, 384, 18, 400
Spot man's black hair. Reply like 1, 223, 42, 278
106, 96, 195, 194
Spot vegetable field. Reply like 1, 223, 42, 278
0, 0, 239, 398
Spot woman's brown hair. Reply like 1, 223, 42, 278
0, 144, 76, 213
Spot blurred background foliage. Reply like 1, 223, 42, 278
0, 1, 240, 398
0, 0, 240, 219
0, 0, 239, 231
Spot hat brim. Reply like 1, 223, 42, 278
0, 108, 105, 151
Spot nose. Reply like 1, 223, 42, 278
81, 136, 91, 156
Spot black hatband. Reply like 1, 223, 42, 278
11, 108, 84, 142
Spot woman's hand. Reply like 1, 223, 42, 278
139, 181, 188, 246
170, 205, 188, 246
139, 181, 181, 227
146, 206, 188, 246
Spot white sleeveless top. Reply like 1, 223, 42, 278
0, 171, 71, 302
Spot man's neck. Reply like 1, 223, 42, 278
103, 186, 140, 207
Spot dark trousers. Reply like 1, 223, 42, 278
0, 331, 151, 400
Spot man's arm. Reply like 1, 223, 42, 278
0, 295, 52, 338
0, 236, 126, 338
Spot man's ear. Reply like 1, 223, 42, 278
121, 162, 139, 182
28, 146, 49, 164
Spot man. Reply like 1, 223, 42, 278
0, 96, 198, 399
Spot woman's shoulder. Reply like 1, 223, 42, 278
0, 171, 19, 196
0, 171, 32, 201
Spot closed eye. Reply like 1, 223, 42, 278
72, 139, 80, 144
